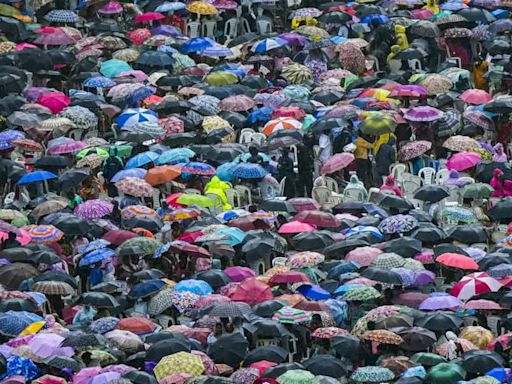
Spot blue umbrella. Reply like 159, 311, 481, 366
100, 59, 133, 78
80, 239, 111, 254
360, 14, 390, 24
247, 106, 274, 124
157, 148, 195, 165
345, 226, 383, 239
174, 279, 213, 296
44, 9, 79, 23
216, 162, 237, 182
79, 248, 116, 266
180, 37, 215, 53
251, 37, 288, 53
115, 108, 158, 129
153, 242, 171, 259
214, 227, 246, 246
216, 210, 243, 221
363, 203, 389, 218
125, 86, 156, 108
296, 285, 331, 301
17, 170, 58, 185
0, 129, 25, 150
0, 311, 43, 336
155, 2, 186, 12
111, 168, 147, 183
231, 163, 268, 179
125, 151, 159, 169
201, 44, 233, 57
327, 261, 361, 279
223, 67, 246, 78
128, 279, 166, 299
83, 76, 116, 88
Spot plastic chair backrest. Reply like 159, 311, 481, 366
312, 186, 332, 205
69, 129, 83, 141
289, 144, 298, 167
225, 188, 241, 208
256, 17, 272, 34
184, 188, 201, 195
435, 168, 450, 184
240, 17, 251, 34
152, 189, 161, 209
324, 176, 339, 194
279, 177, 287, 196
249, 132, 266, 146
343, 187, 366, 202
224, 18, 238, 40
408, 58, 423, 71
418, 167, 436, 185
402, 179, 421, 197
206, 193, 223, 213
201, 20, 217, 38
391, 163, 407, 184
235, 185, 252, 205
185, 21, 200, 38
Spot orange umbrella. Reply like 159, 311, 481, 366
144, 165, 182, 186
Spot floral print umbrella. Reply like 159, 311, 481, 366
378, 215, 418, 234
351, 366, 395, 382
363, 330, 403, 345
115, 177, 154, 197
399, 140, 433, 161
443, 135, 480, 152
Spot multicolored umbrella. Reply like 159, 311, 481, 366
74, 199, 114, 220
115, 177, 154, 197
399, 141, 432, 161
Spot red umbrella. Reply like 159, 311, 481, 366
293, 210, 340, 227
102, 230, 139, 245
288, 197, 320, 212
228, 216, 271, 231
134, 12, 165, 23
227, 278, 273, 305
460, 89, 492, 105
269, 271, 312, 284
436, 253, 479, 270
36, 92, 70, 114
450, 272, 502, 300
320, 153, 355, 175
171, 241, 210, 258
128, 28, 152, 45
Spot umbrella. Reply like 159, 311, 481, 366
279, 370, 321, 384
437, 252, 479, 270
208, 333, 248, 367
320, 153, 355, 175
351, 367, 395, 382
153, 352, 204, 381
450, 272, 502, 300
399, 141, 432, 161
415, 311, 463, 331
460, 351, 504, 374
359, 114, 397, 135
404, 106, 444, 122
414, 185, 450, 202
303, 355, 350, 378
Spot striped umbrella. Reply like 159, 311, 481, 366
27, 224, 63, 243
272, 306, 312, 324
74, 199, 114, 219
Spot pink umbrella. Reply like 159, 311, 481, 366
293, 210, 340, 227
213, 0, 238, 9
389, 84, 427, 98
74, 199, 114, 219
134, 12, 165, 23
460, 89, 491, 105
446, 151, 481, 171
48, 140, 88, 155
345, 246, 382, 267
288, 197, 320, 212
320, 153, 355, 175
88, 372, 121, 384
464, 299, 502, 310
34, 30, 78, 46
0, 229, 31, 245
98, 1, 123, 14
16, 43, 37, 51
117, 70, 149, 82
404, 106, 444, 122
73, 367, 102, 384
224, 266, 255, 282
36, 92, 70, 114
128, 28, 152, 45
278, 221, 316, 234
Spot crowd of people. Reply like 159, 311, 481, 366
1, 0, 512, 383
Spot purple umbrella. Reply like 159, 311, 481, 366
152, 25, 182, 37
48, 140, 89, 155
224, 266, 255, 282
404, 106, 444, 122
74, 199, 114, 220
279, 32, 309, 46
0, 130, 25, 150
418, 292, 463, 310
23, 87, 55, 103
412, 270, 436, 287
489, 19, 512, 34
326, 105, 361, 119
89, 372, 121, 384
463, 247, 486, 262
391, 268, 415, 286
111, 168, 147, 183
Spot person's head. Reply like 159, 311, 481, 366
493, 168, 504, 178
350, 174, 359, 184
276, 214, 288, 226
281, 147, 289, 156
445, 331, 457, 341
385, 175, 395, 186
495, 143, 504, 154
249, 146, 258, 156
214, 322, 222, 335
449, 169, 459, 179
224, 322, 234, 333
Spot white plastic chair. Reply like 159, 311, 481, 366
235, 185, 252, 205
289, 144, 298, 169
185, 20, 201, 38
279, 177, 287, 197
390, 163, 407, 186
184, 188, 201, 195
402, 178, 422, 198
206, 193, 223, 213
435, 168, 450, 184
239, 17, 251, 34
152, 190, 161, 209
256, 17, 273, 34
324, 176, 339, 194
225, 188, 241, 208
249, 132, 266, 146
408, 59, 423, 72
224, 18, 238, 42
312, 186, 335, 207
68, 129, 83, 140
343, 188, 366, 202
418, 167, 436, 185
239, 128, 255, 144
201, 20, 217, 38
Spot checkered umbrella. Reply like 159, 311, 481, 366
154, 352, 205, 381
208, 302, 252, 318
371, 253, 406, 270
32, 281, 74, 296
45, 9, 79, 23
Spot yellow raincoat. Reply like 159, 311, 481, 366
374, 133, 397, 156
394, 25, 409, 50
204, 176, 232, 210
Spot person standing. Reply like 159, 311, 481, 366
375, 136, 396, 183
103, 147, 124, 197
354, 134, 374, 188
278, 147, 296, 198
297, 142, 314, 197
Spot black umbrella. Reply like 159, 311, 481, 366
245, 318, 290, 339
397, 327, 437, 352
135, 51, 174, 68
241, 238, 275, 263
475, 161, 512, 183
318, 11, 351, 23
152, 100, 193, 114
44, 356, 83, 372
324, 239, 370, 257
0, 247, 33, 262
260, 199, 297, 213
310, 117, 348, 134
0, 94, 25, 116
0, 263, 38, 290
433, 243, 468, 257
241, 76, 267, 89
243, 345, 288, 366
292, 231, 335, 251
409, 223, 446, 243
219, 111, 246, 129
458, 8, 495, 23
119, 131, 154, 144
413, 185, 450, 202
415, 311, 462, 331
77, 292, 120, 309
15, 48, 52, 73
89, 19, 122, 33
33, 250, 61, 265
122, 371, 158, 384
194, 269, 231, 290
52, 215, 99, 236
208, 302, 252, 318
253, 300, 285, 318
484, 96, 512, 114
204, 146, 242, 163
146, 339, 191, 362
32, 155, 71, 169
58, 168, 90, 191
396, 47, 428, 60
47, 49, 76, 66
361, 267, 403, 285
34, 270, 78, 289
478, 253, 511, 270
227, 32, 259, 47
156, 75, 199, 89
207, 333, 249, 367
484, 38, 511, 55
331, 334, 361, 361
131, 269, 165, 283
447, 224, 487, 243
461, 350, 504, 374
0, 16, 31, 41
311, 90, 345, 106
408, 209, 433, 222
381, 237, 422, 258
303, 355, 351, 378
333, 201, 366, 215
163, 132, 197, 147
488, 199, 512, 221
0, 298, 37, 312
61, 332, 106, 348
376, 193, 414, 210
123, 216, 163, 233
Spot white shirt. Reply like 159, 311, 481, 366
319, 134, 332, 162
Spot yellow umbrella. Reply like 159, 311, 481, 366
154, 352, 205, 381
459, 326, 494, 349
0, 4, 20, 17
187, 1, 218, 15
204, 71, 238, 86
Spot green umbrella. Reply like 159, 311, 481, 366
425, 363, 466, 384
176, 193, 214, 208
76, 147, 109, 159
411, 353, 448, 367
204, 71, 238, 86
359, 114, 397, 136
118, 237, 162, 255
459, 183, 494, 199
278, 370, 320, 384
100, 59, 133, 78
343, 286, 381, 301
116, 145, 133, 158
0, 4, 20, 17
